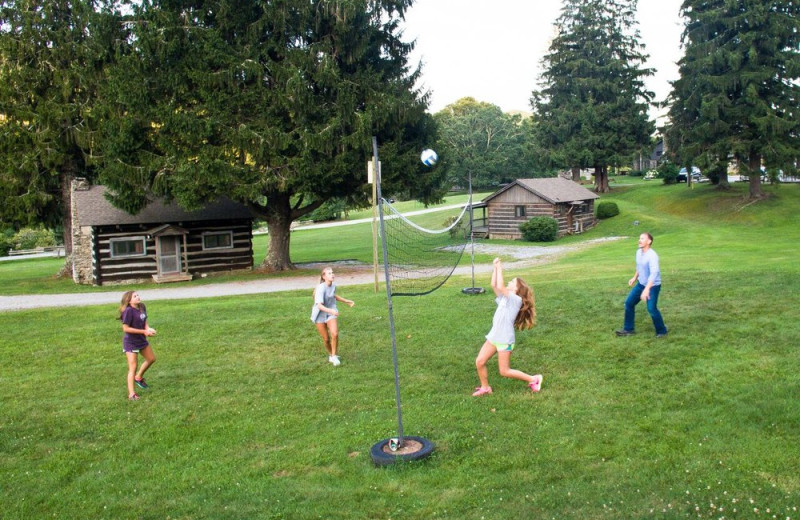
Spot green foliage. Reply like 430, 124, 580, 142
0, 0, 122, 233
531, 0, 654, 192
433, 97, 534, 190
444, 214, 468, 239
595, 201, 620, 219
97, 0, 439, 270
665, 0, 800, 199
519, 216, 559, 242
0, 229, 13, 256
303, 199, 346, 223
658, 161, 680, 185
12, 227, 56, 250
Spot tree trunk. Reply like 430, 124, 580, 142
261, 193, 295, 271
571, 166, 581, 182
594, 165, 610, 193
747, 154, 765, 199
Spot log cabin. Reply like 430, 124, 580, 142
70, 180, 254, 285
481, 178, 599, 240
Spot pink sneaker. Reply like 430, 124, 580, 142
528, 375, 543, 393
472, 386, 492, 397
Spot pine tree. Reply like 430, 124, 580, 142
98, 0, 438, 271
532, 0, 654, 192
665, 0, 800, 198
0, 0, 122, 253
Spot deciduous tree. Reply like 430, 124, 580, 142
433, 97, 532, 191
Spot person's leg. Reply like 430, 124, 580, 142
315, 322, 332, 355
497, 351, 543, 392
623, 283, 644, 332
327, 318, 339, 356
496, 351, 534, 382
126, 352, 138, 398
646, 284, 668, 335
136, 345, 156, 381
474, 340, 497, 392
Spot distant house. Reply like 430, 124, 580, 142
70, 180, 254, 285
633, 139, 666, 171
480, 177, 599, 239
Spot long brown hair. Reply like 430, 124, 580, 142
514, 278, 536, 330
119, 290, 138, 320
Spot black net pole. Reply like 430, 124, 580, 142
469, 171, 475, 288
462, 171, 484, 295
373, 136, 405, 445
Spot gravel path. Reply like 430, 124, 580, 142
0, 238, 623, 312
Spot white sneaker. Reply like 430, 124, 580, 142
331, 355, 341, 366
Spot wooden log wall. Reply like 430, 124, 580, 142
91, 219, 253, 285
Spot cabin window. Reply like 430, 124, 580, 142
203, 231, 233, 250
514, 205, 526, 217
110, 237, 146, 258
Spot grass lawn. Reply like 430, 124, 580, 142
1, 181, 799, 519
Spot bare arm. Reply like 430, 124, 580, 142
491, 257, 509, 297
335, 294, 355, 307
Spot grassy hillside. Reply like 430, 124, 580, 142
1, 181, 799, 519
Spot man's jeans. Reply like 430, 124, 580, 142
623, 283, 667, 335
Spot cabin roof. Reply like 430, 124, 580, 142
483, 177, 599, 205
73, 185, 253, 226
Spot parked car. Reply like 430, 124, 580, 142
677, 166, 701, 183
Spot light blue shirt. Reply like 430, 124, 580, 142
636, 248, 661, 286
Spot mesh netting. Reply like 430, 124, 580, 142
380, 198, 471, 296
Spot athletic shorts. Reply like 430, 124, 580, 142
123, 342, 148, 354
314, 312, 337, 324
490, 341, 515, 352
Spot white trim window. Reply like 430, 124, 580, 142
202, 231, 233, 250
109, 236, 146, 258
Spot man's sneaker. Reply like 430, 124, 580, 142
135, 378, 149, 389
529, 375, 543, 393
656, 331, 669, 338
472, 386, 492, 397
615, 329, 635, 337
331, 355, 341, 366
129, 393, 140, 401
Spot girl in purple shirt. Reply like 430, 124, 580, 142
119, 291, 157, 400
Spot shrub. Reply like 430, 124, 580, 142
444, 215, 468, 239
0, 229, 14, 257
13, 227, 56, 250
519, 216, 558, 242
596, 201, 620, 219
658, 161, 680, 185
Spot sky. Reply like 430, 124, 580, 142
401, 0, 685, 121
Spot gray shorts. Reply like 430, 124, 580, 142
314, 312, 337, 324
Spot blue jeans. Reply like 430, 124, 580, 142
623, 283, 667, 335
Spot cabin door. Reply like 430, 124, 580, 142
157, 235, 182, 274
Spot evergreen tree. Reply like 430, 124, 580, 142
433, 97, 532, 191
98, 0, 438, 271
0, 0, 122, 253
665, 0, 800, 198
531, 0, 654, 192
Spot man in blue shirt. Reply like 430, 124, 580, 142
615, 232, 668, 338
